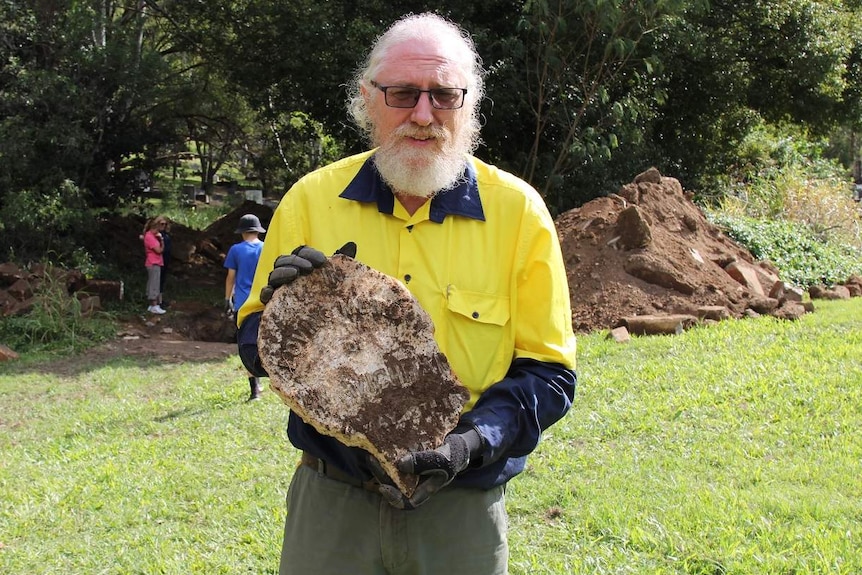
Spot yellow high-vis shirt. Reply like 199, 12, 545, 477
240, 150, 576, 410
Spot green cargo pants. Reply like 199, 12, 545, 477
279, 464, 509, 575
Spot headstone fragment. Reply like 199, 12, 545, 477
259, 255, 470, 496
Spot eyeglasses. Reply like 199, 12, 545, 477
370, 81, 467, 110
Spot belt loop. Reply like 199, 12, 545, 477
316, 457, 326, 475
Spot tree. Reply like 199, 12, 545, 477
0, 1, 189, 206
477, 0, 689, 212
0, 1, 201, 262
240, 109, 344, 195
651, 0, 859, 194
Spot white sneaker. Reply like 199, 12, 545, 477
148, 305, 166, 315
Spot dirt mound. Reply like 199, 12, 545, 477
0, 176, 803, 363
87, 179, 799, 343
555, 167, 793, 333
96, 200, 274, 272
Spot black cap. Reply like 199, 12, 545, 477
236, 214, 266, 234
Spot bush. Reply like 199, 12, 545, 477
707, 212, 862, 288
0, 180, 98, 265
704, 122, 862, 287
0, 266, 115, 353
718, 164, 861, 245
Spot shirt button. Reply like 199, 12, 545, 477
404, 274, 412, 283
472, 311, 479, 319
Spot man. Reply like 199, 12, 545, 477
224, 213, 266, 400
237, 13, 577, 575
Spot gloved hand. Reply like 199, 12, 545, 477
260, 243, 357, 304
370, 426, 483, 510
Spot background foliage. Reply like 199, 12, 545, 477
1, 0, 861, 268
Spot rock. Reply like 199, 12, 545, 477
0, 343, 19, 362
634, 167, 662, 184
6, 278, 33, 300
78, 279, 124, 302
623, 253, 697, 295
258, 255, 470, 497
752, 264, 781, 295
0, 262, 24, 286
697, 305, 731, 321
831, 285, 852, 300
769, 281, 805, 303
725, 261, 765, 295
617, 184, 640, 205
616, 205, 652, 249
621, 314, 698, 335
809, 285, 851, 300
771, 302, 807, 321
607, 326, 631, 343
748, 295, 780, 314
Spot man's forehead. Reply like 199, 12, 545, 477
378, 40, 466, 84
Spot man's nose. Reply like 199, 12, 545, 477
409, 93, 435, 126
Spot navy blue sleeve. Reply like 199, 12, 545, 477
284, 357, 578, 489
460, 358, 577, 470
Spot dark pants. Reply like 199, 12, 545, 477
279, 464, 509, 575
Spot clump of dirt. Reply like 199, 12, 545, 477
555, 167, 781, 333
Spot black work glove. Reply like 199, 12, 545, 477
259, 243, 357, 304
370, 426, 483, 510
224, 297, 234, 316
260, 246, 326, 304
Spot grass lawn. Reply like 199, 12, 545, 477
1, 299, 860, 574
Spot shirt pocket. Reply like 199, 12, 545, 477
447, 288, 510, 326
444, 287, 512, 393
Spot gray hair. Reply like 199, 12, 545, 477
347, 13, 485, 148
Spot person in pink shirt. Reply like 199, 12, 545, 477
142, 216, 167, 314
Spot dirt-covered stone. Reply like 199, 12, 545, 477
258, 255, 470, 496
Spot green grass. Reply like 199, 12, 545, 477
1, 300, 861, 574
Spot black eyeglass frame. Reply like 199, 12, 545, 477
370, 80, 468, 110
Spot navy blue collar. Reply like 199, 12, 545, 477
339, 155, 485, 223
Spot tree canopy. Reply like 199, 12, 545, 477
2, 0, 861, 264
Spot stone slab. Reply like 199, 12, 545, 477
258, 254, 469, 496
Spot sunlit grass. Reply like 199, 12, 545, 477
509, 300, 862, 574
1, 299, 860, 574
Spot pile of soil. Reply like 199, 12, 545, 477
95, 173, 798, 347
555, 167, 785, 333
2, 172, 811, 365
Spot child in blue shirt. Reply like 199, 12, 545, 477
224, 213, 266, 400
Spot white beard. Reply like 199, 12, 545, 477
374, 125, 468, 199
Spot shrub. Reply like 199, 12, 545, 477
0, 266, 115, 352
0, 180, 105, 267
718, 164, 861, 246
705, 122, 862, 287
708, 212, 862, 288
